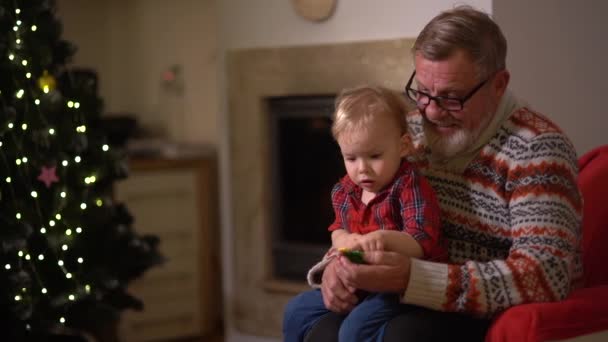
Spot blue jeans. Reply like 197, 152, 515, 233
283, 289, 405, 342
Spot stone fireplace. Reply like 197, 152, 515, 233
227, 37, 415, 337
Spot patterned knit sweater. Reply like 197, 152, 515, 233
307, 93, 583, 318
402, 106, 583, 317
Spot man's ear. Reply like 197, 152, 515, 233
400, 134, 413, 157
492, 69, 510, 98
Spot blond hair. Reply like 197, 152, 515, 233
332, 85, 409, 140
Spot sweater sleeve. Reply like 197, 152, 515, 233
402, 133, 583, 317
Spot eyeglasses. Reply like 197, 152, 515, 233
404, 71, 488, 111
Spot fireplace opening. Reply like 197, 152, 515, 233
268, 95, 344, 282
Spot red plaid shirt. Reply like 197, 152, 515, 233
328, 160, 446, 261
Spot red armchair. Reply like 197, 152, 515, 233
486, 145, 608, 342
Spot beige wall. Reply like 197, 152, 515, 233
57, 0, 219, 146
494, 0, 608, 155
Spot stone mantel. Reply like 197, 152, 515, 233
227, 38, 416, 337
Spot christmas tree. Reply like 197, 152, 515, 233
0, 0, 163, 340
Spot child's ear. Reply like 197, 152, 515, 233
400, 134, 413, 157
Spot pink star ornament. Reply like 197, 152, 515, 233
38, 165, 59, 188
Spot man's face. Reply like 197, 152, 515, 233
413, 50, 503, 158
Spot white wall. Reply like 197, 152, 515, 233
494, 0, 608, 155
216, 1, 492, 342
219, 0, 491, 49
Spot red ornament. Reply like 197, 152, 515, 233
38, 166, 59, 188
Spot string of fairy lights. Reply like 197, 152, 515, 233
2, 5, 111, 328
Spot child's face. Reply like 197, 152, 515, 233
337, 115, 409, 194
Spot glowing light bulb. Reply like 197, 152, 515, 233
55, 214, 62, 220
76, 227, 82, 233
66, 273, 72, 279
15, 295, 21, 301
60, 192, 67, 198
5, 177, 11, 183
80, 203, 87, 210
74, 156, 81, 163
25, 254, 31, 260
61, 244, 68, 251
62, 160, 68, 166
41, 288, 47, 294
49, 220, 55, 227
16, 213, 21, 219
5, 264, 11, 270
21, 60, 27, 66
40, 227, 46, 234
21, 123, 27, 130
31, 25, 37, 31
38, 254, 44, 261
69, 295, 75, 301
8, 54, 14, 60
102, 144, 109, 151
60, 317, 66, 324
58, 260, 64, 266
30, 191, 37, 198
65, 229, 72, 236
78, 258, 84, 264
16, 89, 24, 98
49, 128, 55, 135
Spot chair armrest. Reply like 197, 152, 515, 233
486, 286, 608, 342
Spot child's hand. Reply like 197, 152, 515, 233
357, 231, 386, 252
335, 233, 362, 251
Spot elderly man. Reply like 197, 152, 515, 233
283, 5, 582, 342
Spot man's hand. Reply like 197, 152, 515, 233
321, 258, 359, 313
335, 250, 411, 294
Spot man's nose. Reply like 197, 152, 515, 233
423, 99, 448, 122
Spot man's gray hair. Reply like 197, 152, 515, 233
412, 5, 507, 80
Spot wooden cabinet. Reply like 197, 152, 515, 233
115, 156, 221, 341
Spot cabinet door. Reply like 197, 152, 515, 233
116, 169, 201, 341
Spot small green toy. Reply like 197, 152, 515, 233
339, 248, 366, 264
